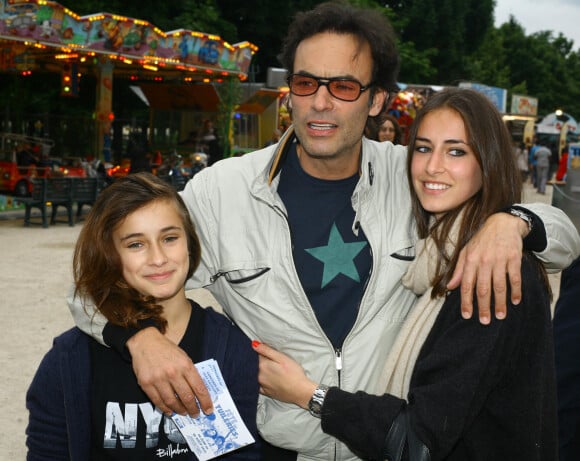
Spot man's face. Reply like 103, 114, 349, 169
290, 32, 385, 179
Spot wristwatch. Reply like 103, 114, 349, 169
506, 207, 533, 232
308, 384, 329, 418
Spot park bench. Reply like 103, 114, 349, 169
22, 177, 102, 228
22, 177, 74, 228
71, 177, 102, 221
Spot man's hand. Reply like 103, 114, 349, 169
126, 327, 213, 416
447, 212, 529, 324
253, 341, 316, 409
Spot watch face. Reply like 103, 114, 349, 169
309, 386, 328, 417
309, 401, 322, 413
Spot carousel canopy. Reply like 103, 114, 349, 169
0, 0, 258, 82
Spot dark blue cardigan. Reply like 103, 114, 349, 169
554, 256, 580, 461
26, 304, 261, 461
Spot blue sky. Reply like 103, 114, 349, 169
494, 0, 580, 50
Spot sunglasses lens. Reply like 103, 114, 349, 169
328, 80, 360, 101
290, 75, 318, 96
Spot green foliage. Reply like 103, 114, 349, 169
464, 27, 511, 89
383, 0, 495, 84
67, 0, 221, 33
465, 16, 580, 118
175, 0, 238, 42
398, 41, 437, 83
214, 78, 242, 157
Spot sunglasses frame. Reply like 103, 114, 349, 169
287, 74, 374, 102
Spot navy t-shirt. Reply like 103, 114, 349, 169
277, 144, 371, 348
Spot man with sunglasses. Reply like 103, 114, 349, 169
69, 2, 580, 460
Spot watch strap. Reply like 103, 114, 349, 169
308, 384, 329, 418
506, 207, 533, 232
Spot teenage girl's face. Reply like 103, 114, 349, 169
411, 108, 482, 217
113, 199, 189, 304
378, 119, 396, 142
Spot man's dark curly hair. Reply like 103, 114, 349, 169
278, 1, 400, 99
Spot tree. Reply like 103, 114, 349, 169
475, 17, 580, 117
464, 27, 512, 89
383, 0, 495, 84
213, 0, 318, 81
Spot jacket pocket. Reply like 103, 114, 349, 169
210, 267, 271, 284
390, 245, 415, 262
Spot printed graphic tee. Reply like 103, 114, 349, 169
90, 311, 203, 460
278, 144, 371, 349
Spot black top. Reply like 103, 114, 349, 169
320, 255, 557, 461
90, 304, 205, 459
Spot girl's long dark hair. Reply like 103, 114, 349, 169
73, 172, 201, 332
406, 88, 548, 298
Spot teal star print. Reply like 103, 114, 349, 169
305, 223, 368, 288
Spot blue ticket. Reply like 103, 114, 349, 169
171, 359, 255, 461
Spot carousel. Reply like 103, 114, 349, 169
0, 0, 258, 156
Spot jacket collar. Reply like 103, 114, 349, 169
268, 125, 297, 185
267, 125, 371, 185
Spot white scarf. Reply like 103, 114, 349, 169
380, 219, 459, 399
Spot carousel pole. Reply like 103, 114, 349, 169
94, 57, 114, 162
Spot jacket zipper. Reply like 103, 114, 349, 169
209, 271, 226, 283
335, 348, 343, 388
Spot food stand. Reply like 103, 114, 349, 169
502, 94, 538, 146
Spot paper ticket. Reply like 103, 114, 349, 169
171, 359, 255, 461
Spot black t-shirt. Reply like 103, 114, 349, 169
90, 306, 204, 460
277, 144, 371, 349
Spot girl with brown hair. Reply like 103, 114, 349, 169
26, 173, 260, 460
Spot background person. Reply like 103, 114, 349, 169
549, 142, 560, 182
366, 113, 403, 144
515, 141, 529, 182
556, 144, 569, 181
197, 119, 221, 165
529, 137, 540, 186
378, 114, 403, 143
27, 173, 260, 460
554, 256, 580, 461
68, 3, 580, 460
534, 140, 552, 194
254, 88, 557, 460
16, 142, 38, 174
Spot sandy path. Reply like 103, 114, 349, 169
0, 220, 79, 459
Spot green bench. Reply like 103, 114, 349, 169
22, 177, 102, 228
